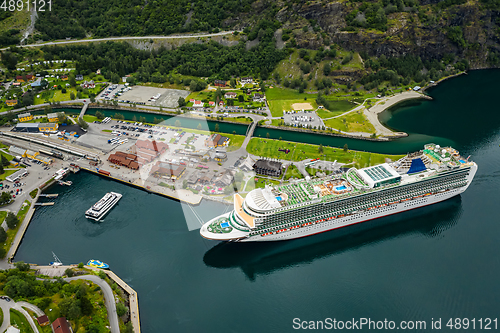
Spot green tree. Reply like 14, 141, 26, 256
0, 192, 11, 204
38, 297, 52, 310
266, 132, 270, 138
323, 63, 331, 76
139, 116, 146, 123
0, 164, 3, 175
98, 270, 107, 280
177, 96, 186, 107
259, 80, 266, 92
182, 179, 188, 189
77, 117, 89, 129
190, 80, 198, 91
116, 302, 128, 317
197, 123, 202, 130
6, 212, 19, 229
214, 123, 219, 132
44, 105, 53, 115
0, 227, 6, 243
70, 92, 76, 100
230, 78, 236, 88
57, 112, 66, 123
132, 115, 137, 122
95, 111, 105, 120
65, 268, 74, 277
343, 144, 348, 152
14, 261, 30, 271
238, 95, 244, 103
78, 262, 84, 268
114, 113, 125, 120
273, 72, 281, 84
1, 155, 9, 166
319, 144, 323, 154
69, 73, 76, 87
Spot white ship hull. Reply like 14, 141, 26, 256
85, 192, 122, 222
241, 186, 464, 242
201, 161, 477, 242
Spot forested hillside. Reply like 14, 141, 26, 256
24, 0, 500, 68
33, 0, 269, 40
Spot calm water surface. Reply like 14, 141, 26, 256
16, 69, 500, 332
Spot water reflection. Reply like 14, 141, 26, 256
204, 196, 463, 280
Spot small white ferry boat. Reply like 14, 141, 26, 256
85, 192, 122, 221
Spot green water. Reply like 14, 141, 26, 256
15, 69, 500, 332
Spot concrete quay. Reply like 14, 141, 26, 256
80, 166, 203, 205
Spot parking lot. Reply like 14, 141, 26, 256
99, 85, 189, 108
283, 110, 324, 128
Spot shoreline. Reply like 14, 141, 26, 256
80, 167, 202, 205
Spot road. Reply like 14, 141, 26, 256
64, 275, 120, 333
0, 298, 42, 333
1, 30, 237, 51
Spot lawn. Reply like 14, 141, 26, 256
0, 211, 6, 224
283, 164, 304, 181
245, 177, 281, 192
10, 309, 35, 333
323, 110, 376, 133
222, 133, 245, 152
316, 100, 357, 117
0, 169, 16, 181
247, 137, 404, 168
83, 115, 99, 123
268, 99, 319, 117
2, 200, 31, 259
34, 85, 103, 105
265, 87, 318, 101
0, 150, 14, 161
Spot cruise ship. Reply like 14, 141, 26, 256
200, 144, 477, 242
85, 192, 122, 221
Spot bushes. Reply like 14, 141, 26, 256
6, 212, 19, 229
29, 188, 39, 199
116, 302, 128, 317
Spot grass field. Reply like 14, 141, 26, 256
316, 100, 357, 118
10, 309, 35, 333
83, 115, 99, 123
2, 200, 31, 258
0, 169, 16, 181
0, 149, 13, 161
265, 87, 317, 101
323, 110, 376, 133
247, 137, 403, 168
223, 133, 245, 152
268, 99, 319, 117
284, 164, 304, 181
34, 85, 102, 105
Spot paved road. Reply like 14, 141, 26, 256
64, 275, 120, 333
2, 31, 237, 51
0, 298, 42, 333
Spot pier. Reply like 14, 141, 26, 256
34, 202, 55, 206
39, 194, 59, 198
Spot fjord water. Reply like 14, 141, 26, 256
16, 69, 500, 332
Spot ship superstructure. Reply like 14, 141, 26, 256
85, 192, 122, 221
200, 144, 477, 242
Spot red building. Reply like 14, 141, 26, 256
214, 79, 227, 87
52, 317, 71, 333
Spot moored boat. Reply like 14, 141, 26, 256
87, 259, 109, 269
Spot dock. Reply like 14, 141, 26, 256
39, 194, 58, 198
34, 202, 55, 206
